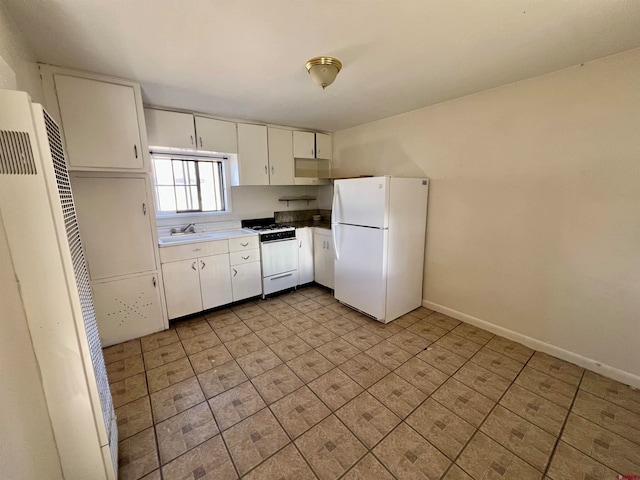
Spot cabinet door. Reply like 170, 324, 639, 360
92, 273, 164, 346
72, 176, 156, 279
162, 259, 202, 319
237, 123, 269, 185
315, 133, 332, 160
293, 131, 315, 159
313, 232, 327, 287
199, 254, 233, 310
298, 228, 314, 285
267, 127, 294, 185
144, 109, 195, 149
231, 262, 262, 301
54, 74, 143, 170
195, 116, 238, 154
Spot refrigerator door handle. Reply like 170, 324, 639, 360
331, 183, 339, 224
332, 223, 340, 260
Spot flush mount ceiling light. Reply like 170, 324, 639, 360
306, 56, 342, 90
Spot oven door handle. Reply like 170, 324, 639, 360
261, 238, 296, 244
270, 273, 293, 280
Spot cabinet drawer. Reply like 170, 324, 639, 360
229, 249, 261, 266
228, 235, 259, 252
160, 239, 228, 263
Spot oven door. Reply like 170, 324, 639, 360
261, 238, 298, 277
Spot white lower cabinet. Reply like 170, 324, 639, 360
314, 229, 335, 289
298, 228, 314, 285
231, 262, 262, 301
199, 254, 234, 310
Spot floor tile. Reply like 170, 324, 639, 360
139, 470, 161, 480
340, 353, 391, 389
451, 323, 494, 345
111, 372, 148, 408
362, 320, 403, 339
499, 384, 568, 436
343, 327, 385, 350
269, 305, 302, 321
254, 323, 294, 344
561, 413, 640, 474
436, 333, 483, 359
484, 336, 534, 364
243, 312, 279, 332
365, 340, 412, 370
407, 398, 476, 460
115, 396, 153, 441
161, 435, 237, 480
416, 344, 466, 376
392, 313, 421, 329
527, 352, 584, 387
336, 391, 401, 448
368, 372, 427, 419
298, 325, 338, 348
232, 303, 267, 321
453, 362, 511, 402
373, 422, 451, 480
306, 306, 342, 323
118, 427, 159, 480
407, 306, 435, 319
196, 360, 248, 399
252, 363, 304, 404
236, 346, 282, 378
143, 342, 186, 370
423, 312, 461, 331
325, 302, 356, 315
470, 347, 524, 381
147, 357, 194, 393
431, 379, 495, 427
343, 453, 394, 480
322, 317, 358, 336
442, 465, 473, 480
293, 299, 324, 314
150, 376, 205, 423
205, 309, 241, 329
215, 322, 252, 343
141, 329, 180, 352
395, 357, 449, 395
407, 321, 449, 342
316, 337, 361, 365
456, 432, 541, 480
208, 381, 266, 431
287, 349, 335, 383
223, 408, 289, 475
224, 332, 267, 359
258, 297, 288, 312
271, 386, 331, 439
188, 344, 233, 374
580, 370, 640, 415
106, 353, 145, 384
181, 331, 221, 355
480, 405, 556, 471
279, 291, 307, 305
270, 335, 314, 362
546, 441, 619, 480
242, 443, 317, 480
103, 339, 141, 364
342, 310, 371, 326
308, 368, 364, 411
515, 366, 577, 409
282, 315, 317, 334
388, 329, 431, 355
572, 389, 640, 445
156, 402, 219, 464
295, 414, 367, 480
174, 318, 212, 341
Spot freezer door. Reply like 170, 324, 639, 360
333, 176, 389, 228
334, 224, 388, 320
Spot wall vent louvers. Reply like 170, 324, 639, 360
0, 130, 37, 175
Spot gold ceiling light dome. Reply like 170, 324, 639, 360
306, 56, 342, 90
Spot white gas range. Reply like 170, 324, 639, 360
241, 218, 298, 297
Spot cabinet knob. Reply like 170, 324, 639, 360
142, 203, 147, 215
199, 136, 203, 148
190, 135, 194, 145
271, 166, 275, 175
264, 165, 268, 175
200, 260, 206, 269
241, 242, 248, 247
233, 268, 238, 277
152, 276, 156, 287
242, 255, 249, 260
192, 261, 197, 271
134, 144, 138, 158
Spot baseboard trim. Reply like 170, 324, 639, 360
422, 299, 640, 390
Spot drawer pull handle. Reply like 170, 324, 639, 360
190, 135, 194, 145
191, 261, 197, 271
233, 268, 238, 277
242, 255, 249, 260
134, 144, 138, 158
193, 248, 201, 252
152, 276, 156, 287
200, 260, 206, 269
240, 242, 249, 247
271, 273, 293, 280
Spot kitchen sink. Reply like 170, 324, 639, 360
158, 229, 255, 246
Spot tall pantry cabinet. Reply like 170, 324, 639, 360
40, 65, 167, 347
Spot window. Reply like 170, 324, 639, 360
152, 154, 227, 214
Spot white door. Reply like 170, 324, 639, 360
267, 127, 294, 185
293, 131, 315, 159
315, 133, 332, 160
144, 109, 195, 149
71, 176, 156, 279
261, 239, 298, 277
55, 74, 143, 170
199, 254, 233, 310
92, 273, 164, 346
162, 259, 202, 319
195, 116, 238, 154
298, 228, 314, 284
334, 224, 387, 320
231, 262, 262, 301
333, 177, 389, 228
237, 123, 269, 185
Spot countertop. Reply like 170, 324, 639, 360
157, 229, 257, 247
287, 220, 332, 230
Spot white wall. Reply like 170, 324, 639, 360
332, 48, 640, 386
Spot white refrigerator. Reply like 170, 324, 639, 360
332, 176, 429, 323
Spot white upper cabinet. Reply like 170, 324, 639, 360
54, 74, 144, 170
237, 123, 269, 185
195, 116, 238, 154
315, 132, 332, 160
145, 109, 196, 149
293, 131, 316, 159
267, 127, 295, 185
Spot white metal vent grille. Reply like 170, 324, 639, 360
0, 130, 37, 174
43, 110, 114, 440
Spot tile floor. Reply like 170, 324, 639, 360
104, 285, 640, 480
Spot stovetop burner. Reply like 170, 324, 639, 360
241, 217, 296, 233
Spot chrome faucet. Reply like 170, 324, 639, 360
171, 223, 196, 234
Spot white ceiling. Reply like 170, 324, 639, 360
5, 0, 640, 132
